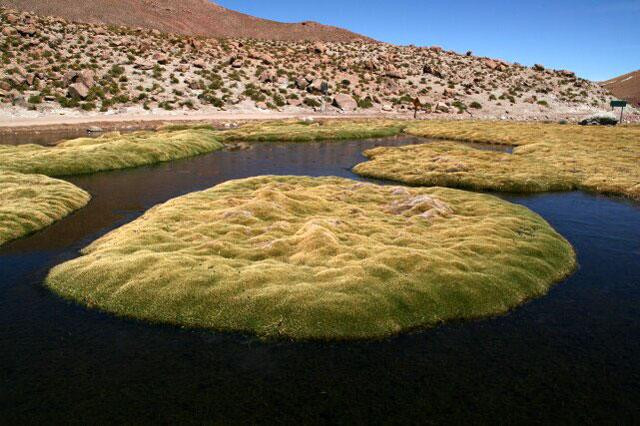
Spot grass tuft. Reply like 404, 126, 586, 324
216, 119, 407, 142
0, 129, 224, 177
0, 171, 90, 246
45, 176, 575, 340
354, 121, 640, 200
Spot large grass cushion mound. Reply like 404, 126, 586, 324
45, 176, 576, 340
0, 171, 90, 246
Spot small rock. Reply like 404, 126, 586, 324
87, 126, 104, 133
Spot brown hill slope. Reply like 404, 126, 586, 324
602, 70, 640, 107
0, 0, 372, 42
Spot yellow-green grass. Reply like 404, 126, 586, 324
217, 119, 407, 142
0, 171, 90, 246
45, 176, 575, 340
0, 129, 224, 177
354, 121, 640, 200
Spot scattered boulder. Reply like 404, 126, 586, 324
78, 70, 95, 88
153, 53, 169, 65
423, 64, 444, 78
579, 113, 618, 126
307, 79, 329, 95
332, 94, 357, 111
385, 68, 405, 79
435, 102, 450, 113
295, 77, 309, 90
135, 60, 155, 70
5, 74, 26, 88
68, 82, 89, 99
258, 70, 276, 83
16, 25, 36, 36
311, 42, 326, 54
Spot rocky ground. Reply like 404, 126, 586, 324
1, 8, 637, 123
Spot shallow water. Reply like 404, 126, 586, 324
1, 136, 639, 423
0, 128, 137, 146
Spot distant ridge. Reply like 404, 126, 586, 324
0, 0, 374, 42
601, 70, 640, 107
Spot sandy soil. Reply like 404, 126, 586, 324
1, 109, 638, 137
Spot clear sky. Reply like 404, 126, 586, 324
215, 0, 639, 81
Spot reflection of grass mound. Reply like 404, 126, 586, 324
46, 176, 575, 340
0, 129, 223, 177
355, 121, 640, 199
0, 171, 90, 246
217, 119, 406, 142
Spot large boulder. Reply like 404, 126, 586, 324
295, 77, 309, 90
258, 70, 276, 83
435, 102, 450, 113
423, 65, 444, 79
68, 82, 89, 99
135, 60, 154, 70
153, 53, 169, 65
385, 68, 405, 79
332, 94, 357, 111
579, 113, 618, 126
307, 79, 329, 95
5, 74, 26, 88
78, 70, 95, 88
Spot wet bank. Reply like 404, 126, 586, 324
1, 136, 639, 423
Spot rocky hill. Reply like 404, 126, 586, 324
602, 70, 640, 107
0, 8, 618, 120
0, 0, 372, 42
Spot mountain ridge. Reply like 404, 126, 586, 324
602, 70, 640, 107
0, 0, 374, 42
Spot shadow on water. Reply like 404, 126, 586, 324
1, 136, 639, 423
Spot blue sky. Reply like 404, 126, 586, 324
216, 0, 639, 81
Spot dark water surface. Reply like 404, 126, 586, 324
1, 137, 639, 423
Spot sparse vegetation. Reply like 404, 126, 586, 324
0, 7, 614, 116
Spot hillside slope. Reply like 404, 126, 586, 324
602, 70, 640, 107
0, 0, 372, 42
0, 8, 617, 121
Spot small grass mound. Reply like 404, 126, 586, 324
0, 129, 224, 177
45, 176, 575, 340
217, 119, 407, 142
354, 121, 640, 200
0, 171, 90, 246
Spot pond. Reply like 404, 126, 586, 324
1, 136, 638, 423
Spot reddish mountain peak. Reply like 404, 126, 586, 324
0, 0, 374, 42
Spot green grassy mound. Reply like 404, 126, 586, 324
45, 176, 575, 340
0, 129, 224, 177
0, 171, 90, 246
217, 119, 407, 142
354, 121, 639, 199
